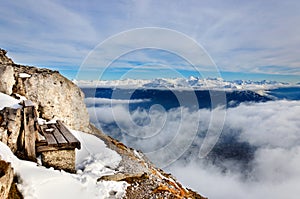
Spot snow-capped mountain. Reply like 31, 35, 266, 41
74, 76, 291, 91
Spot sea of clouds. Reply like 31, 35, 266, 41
87, 99, 300, 199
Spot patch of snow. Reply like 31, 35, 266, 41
71, 130, 122, 176
19, 73, 31, 78
0, 92, 22, 110
37, 118, 57, 125
37, 118, 47, 125
0, 130, 127, 199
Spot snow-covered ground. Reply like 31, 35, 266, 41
0, 92, 128, 199
74, 77, 292, 91
0, 131, 128, 199
0, 92, 22, 110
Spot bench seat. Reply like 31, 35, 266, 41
36, 120, 81, 173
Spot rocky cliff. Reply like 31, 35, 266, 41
0, 48, 206, 199
0, 49, 89, 132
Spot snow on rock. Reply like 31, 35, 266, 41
0, 130, 127, 199
0, 92, 22, 110
19, 73, 31, 78
72, 130, 122, 178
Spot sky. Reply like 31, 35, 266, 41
1, 0, 300, 82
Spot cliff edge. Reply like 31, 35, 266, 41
0, 48, 206, 199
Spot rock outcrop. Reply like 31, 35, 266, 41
0, 50, 15, 95
13, 65, 90, 132
0, 49, 13, 65
0, 159, 14, 199
0, 48, 89, 132
0, 107, 22, 154
92, 126, 206, 198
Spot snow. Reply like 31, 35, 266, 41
72, 130, 122, 176
0, 92, 22, 110
74, 77, 292, 91
0, 92, 127, 198
0, 130, 127, 199
19, 73, 31, 78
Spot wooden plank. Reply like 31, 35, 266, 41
36, 145, 76, 153
43, 132, 57, 147
33, 106, 38, 118
35, 140, 47, 147
18, 128, 25, 153
56, 120, 81, 149
23, 107, 36, 161
28, 108, 34, 118
48, 124, 68, 146
40, 125, 58, 147
36, 131, 46, 142
28, 113, 35, 126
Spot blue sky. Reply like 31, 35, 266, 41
0, 0, 300, 83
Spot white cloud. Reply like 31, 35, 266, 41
0, 0, 97, 66
84, 97, 150, 105
2, 1, 300, 75
226, 100, 300, 148
87, 99, 300, 199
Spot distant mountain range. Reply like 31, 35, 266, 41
74, 76, 294, 90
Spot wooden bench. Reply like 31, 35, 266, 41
36, 120, 81, 173
1, 100, 81, 173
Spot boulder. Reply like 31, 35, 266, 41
0, 65, 15, 95
0, 108, 22, 153
0, 49, 89, 132
13, 65, 90, 132
0, 49, 15, 95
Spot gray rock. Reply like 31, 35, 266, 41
12, 65, 89, 132
0, 49, 15, 95
0, 108, 22, 154
0, 65, 15, 95
0, 49, 89, 132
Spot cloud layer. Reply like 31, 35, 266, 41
84, 97, 150, 105
87, 100, 300, 199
